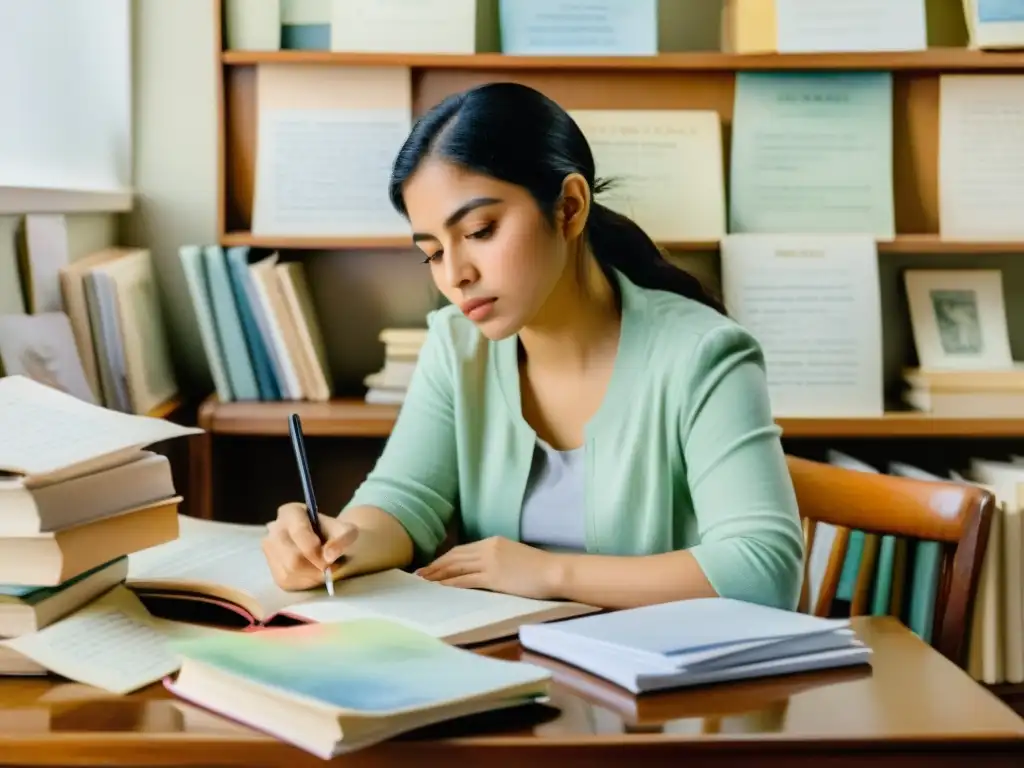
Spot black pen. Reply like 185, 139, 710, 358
287, 413, 334, 596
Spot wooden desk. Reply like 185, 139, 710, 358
0, 617, 1021, 767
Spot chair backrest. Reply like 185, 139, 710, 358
786, 455, 995, 669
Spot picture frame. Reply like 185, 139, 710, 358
903, 269, 1013, 370
0, 312, 96, 404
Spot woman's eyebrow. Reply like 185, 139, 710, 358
412, 197, 502, 242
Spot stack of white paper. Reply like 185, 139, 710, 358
519, 598, 871, 694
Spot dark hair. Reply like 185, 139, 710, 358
388, 82, 725, 315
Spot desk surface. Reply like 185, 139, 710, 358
0, 617, 1021, 767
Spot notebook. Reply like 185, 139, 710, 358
127, 517, 598, 644
165, 619, 551, 758
519, 597, 872, 693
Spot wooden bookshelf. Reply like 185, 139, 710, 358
221, 48, 1024, 72
195, 395, 1024, 440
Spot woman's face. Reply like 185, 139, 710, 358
402, 158, 571, 340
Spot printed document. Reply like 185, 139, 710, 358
720, 234, 884, 418
730, 72, 895, 238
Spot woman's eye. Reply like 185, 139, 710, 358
467, 223, 495, 240
421, 251, 442, 264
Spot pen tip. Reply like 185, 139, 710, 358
325, 571, 334, 597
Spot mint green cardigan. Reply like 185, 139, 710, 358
345, 270, 805, 610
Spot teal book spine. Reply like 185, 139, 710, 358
202, 246, 260, 401
224, 247, 281, 400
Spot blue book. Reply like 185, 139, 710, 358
224, 247, 282, 401
499, 0, 657, 55
281, 0, 330, 49
203, 246, 260, 401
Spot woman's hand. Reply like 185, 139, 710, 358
262, 502, 359, 591
416, 536, 563, 600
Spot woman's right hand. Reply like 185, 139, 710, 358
262, 502, 359, 591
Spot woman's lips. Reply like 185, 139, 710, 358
460, 297, 497, 321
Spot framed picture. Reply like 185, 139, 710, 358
904, 269, 1013, 370
0, 313, 95, 403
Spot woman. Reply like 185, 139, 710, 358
262, 82, 804, 611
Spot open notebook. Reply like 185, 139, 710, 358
126, 517, 598, 645
166, 620, 551, 758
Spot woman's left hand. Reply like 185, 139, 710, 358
416, 536, 562, 600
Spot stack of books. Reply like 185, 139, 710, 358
363, 327, 427, 405
0, 374, 198, 678
902, 366, 1024, 417
519, 597, 871, 694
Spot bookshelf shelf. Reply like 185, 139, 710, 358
219, 232, 413, 250
198, 396, 397, 437
220, 48, 1024, 72
219, 230, 1024, 255
195, 396, 1024, 440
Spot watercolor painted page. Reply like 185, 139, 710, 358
170, 619, 550, 716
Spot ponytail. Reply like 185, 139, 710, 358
586, 198, 727, 316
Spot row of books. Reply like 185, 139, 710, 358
820, 449, 1023, 687
225, 0, 1019, 56
179, 232, 1022, 415
249, 63, 1024, 244
0, 213, 178, 415
179, 245, 334, 404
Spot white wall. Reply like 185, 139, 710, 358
121, 0, 219, 391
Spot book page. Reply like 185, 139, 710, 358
720, 234, 884, 417
939, 75, 1024, 240
774, 0, 927, 52
130, 517, 587, 636
569, 110, 726, 241
127, 517, 311, 620
730, 71, 894, 238
0, 375, 200, 480
251, 65, 412, 237
287, 568, 580, 639
1, 586, 223, 695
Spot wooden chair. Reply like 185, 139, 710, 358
786, 455, 995, 670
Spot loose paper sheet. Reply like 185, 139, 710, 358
251, 65, 412, 237
730, 72, 895, 238
570, 110, 726, 241
1, 587, 225, 695
0, 375, 200, 480
939, 75, 1024, 240
774, 0, 927, 52
720, 234, 884, 418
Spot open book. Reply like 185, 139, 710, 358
519, 597, 872, 694
165, 620, 551, 758
0, 375, 201, 485
127, 517, 598, 645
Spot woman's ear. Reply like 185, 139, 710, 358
556, 173, 591, 240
